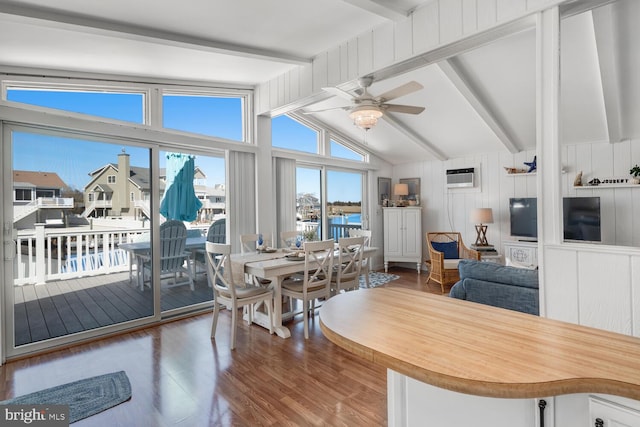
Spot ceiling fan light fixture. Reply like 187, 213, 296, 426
349, 106, 383, 131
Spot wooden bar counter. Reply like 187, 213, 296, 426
320, 288, 640, 426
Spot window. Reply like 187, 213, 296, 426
330, 139, 365, 161
35, 190, 55, 198
272, 115, 318, 153
130, 192, 135, 202
88, 193, 94, 202
163, 93, 244, 141
108, 175, 116, 184
15, 189, 32, 201
5, 87, 144, 123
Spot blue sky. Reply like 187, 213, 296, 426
9, 89, 362, 202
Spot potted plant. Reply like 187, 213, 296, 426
302, 229, 317, 242
630, 165, 640, 184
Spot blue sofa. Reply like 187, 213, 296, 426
449, 259, 539, 315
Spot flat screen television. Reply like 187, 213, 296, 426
563, 196, 601, 242
509, 197, 537, 240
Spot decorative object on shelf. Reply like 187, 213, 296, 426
588, 178, 601, 186
399, 177, 420, 203
574, 171, 583, 186
524, 155, 537, 173
504, 167, 527, 174
470, 208, 494, 246
378, 177, 391, 205
630, 165, 640, 184
394, 183, 409, 207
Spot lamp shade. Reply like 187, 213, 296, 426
470, 208, 493, 224
394, 183, 409, 196
349, 105, 384, 130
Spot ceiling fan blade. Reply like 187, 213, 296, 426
322, 86, 356, 101
376, 81, 423, 102
384, 104, 425, 114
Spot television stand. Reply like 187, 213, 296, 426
503, 240, 537, 267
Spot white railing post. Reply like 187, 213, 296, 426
35, 223, 46, 284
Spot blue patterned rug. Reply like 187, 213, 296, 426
359, 272, 400, 288
0, 371, 131, 424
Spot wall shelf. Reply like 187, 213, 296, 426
575, 184, 640, 189
505, 172, 536, 177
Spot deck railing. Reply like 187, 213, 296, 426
14, 224, 148, 285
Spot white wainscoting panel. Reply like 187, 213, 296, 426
577, 250, 632, 334
544, 246, 579, 323
632, 256, 640, 338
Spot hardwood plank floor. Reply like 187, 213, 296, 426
0, 268, 444, 426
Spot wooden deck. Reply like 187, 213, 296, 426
14, 272, 213, 346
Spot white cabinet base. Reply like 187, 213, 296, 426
388, 370, 539, 427
383, 207, 422, 274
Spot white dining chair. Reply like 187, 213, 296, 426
280, 230, 300, 249
281, 239, 335, 339
205, 242, 274, 350
331, 236, 364, 295
239, 233, 272, 286
349, 228, 372, 288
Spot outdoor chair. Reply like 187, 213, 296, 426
206, 242, 274, 350
348, 228, 372, 288
141, 220, 194, 291
193, 218, 226, 277
426, 232, 480, 293
330, 236, 364, 295
281, 239, 335, 339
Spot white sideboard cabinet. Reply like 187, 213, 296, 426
503, 240, 538, 268
383, 207, 422, 273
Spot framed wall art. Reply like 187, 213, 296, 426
378, 177, 391, 205
400, 177, 420, 202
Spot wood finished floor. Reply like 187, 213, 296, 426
0, 268, 445, 427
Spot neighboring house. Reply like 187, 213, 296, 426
12, 170, 74, 229
82, 150, 225, 220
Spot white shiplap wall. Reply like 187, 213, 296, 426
257, 0, 570, 116
397, 137, 640, 336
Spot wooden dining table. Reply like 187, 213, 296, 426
237, 246, 378, 338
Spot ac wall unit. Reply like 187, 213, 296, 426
446, 168, 475, 188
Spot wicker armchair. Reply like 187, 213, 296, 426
426, 232, 480, 293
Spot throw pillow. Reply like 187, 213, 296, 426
431, 241, 458, 259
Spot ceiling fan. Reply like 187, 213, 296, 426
304, 77, 425, 130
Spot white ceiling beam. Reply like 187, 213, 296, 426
0, 4, 310, 65
343, 0, 409, 21
381, 113, 447, 161
437, 59, 520, 154
591, 5, 623, 143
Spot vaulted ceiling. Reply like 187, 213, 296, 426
0, 0, 637, 165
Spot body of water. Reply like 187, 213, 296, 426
330, 213, 361, 224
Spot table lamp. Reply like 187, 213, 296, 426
470, 208, 493, 246
394, 183, 409, 206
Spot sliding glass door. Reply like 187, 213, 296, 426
295, 166, 364, 241
6, 128, 155, 356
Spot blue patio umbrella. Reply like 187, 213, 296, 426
160, 152, 203, 221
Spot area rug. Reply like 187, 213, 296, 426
0, 371, 131, 424
359, 272, 400, 288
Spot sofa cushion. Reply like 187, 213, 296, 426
450, 278, 539, 315
443, 259, 461, 270
458, 259, 538, 289
431, 241, 458, 259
